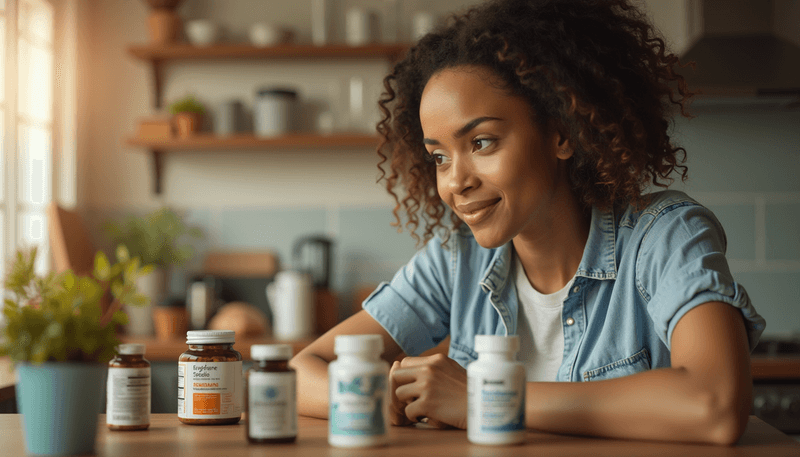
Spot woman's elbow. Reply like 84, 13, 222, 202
702, 389, 752, 445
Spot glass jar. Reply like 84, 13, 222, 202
246, 344, 297, 444
107, 343, 151, 431
178, 330, 243, 425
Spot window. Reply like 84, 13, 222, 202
1, 0, 54, 280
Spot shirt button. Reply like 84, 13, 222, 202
572, 286, 580, 293
566, 317, 575, 326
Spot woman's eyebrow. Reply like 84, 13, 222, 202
422, 116, 503, 145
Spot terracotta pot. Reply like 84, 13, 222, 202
153, 306, 188, 341
173, 112, 202, 138
147, 9, 182, 44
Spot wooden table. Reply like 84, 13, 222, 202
0, 414, 797, 457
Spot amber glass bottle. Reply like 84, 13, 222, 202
178, 330, 243, 425
107, 343, 151, 431
246, 344, 297, 444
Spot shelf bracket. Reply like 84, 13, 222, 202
152, 60, 164, 109
151, 149, 164, 194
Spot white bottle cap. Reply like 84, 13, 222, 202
334, 334, 384, 355
186, 330, 236, 345
250, 344, 293, 361
117, 343, 146, 355
474, 335, 519, 353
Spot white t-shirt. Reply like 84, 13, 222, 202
515, 255, 574, 382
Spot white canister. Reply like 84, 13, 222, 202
412, 12, 436, 42
265, 271, 314, 340
345, 7, 380, 46
254, 88, 297, 137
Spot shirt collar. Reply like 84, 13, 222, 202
479, 203, 618, 291
576, 205, 618, 280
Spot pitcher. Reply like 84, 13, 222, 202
266, 270, 314, 341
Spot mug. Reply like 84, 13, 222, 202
266, 271, 314, 341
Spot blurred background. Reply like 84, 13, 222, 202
0, 0, 799, 428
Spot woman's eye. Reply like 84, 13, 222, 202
430, 152, 451, 166
473, 138, 494, 151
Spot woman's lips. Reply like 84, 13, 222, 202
457, 198, 501, 225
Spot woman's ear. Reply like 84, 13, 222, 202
546, 119, 574, 160
551, 123, 573, 160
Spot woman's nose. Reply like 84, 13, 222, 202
446, 155, 479, 195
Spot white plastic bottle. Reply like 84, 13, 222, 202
328, 334, 389, 448
467, 335, 526, 445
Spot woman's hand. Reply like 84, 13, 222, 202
389, 353, 468, 429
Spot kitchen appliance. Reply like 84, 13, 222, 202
292, 235, 338, 335
751, 336, 800, 437
676, 0, 800, 106
266, 270, 314, 341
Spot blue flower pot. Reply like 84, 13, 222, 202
16, 362, 107, 456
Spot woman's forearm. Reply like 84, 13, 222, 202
290, 352, 330, 419
525, 366, 751, 445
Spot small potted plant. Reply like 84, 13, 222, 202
103, 207, 203, 336
0, 246, 152, 456
169, 95, 206, 138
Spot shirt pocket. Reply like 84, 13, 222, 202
582, 348, 651, 381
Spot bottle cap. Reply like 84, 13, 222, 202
117, 344, 146, 355
250, 344, 293, 361
186, 330, 236, 345
334, 334, 383, 355
474, 335, 519, 353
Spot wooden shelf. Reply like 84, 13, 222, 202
126, 133, 380, 194
126, 42, 405, 195
751, 356, 800, 380
127, 42, 409, 62
126, 132, 380, 151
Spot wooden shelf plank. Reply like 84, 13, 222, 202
126, 133, 381, 151
751, 356, 800, 380
127, 43, 409, 61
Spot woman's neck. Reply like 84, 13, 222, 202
512, 188, 590, 295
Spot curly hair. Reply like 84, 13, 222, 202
375, 0, 693, 246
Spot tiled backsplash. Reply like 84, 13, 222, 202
89, 107, 800, 336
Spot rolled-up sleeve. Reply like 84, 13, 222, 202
362, 237, 455, 356
638, 203, 766, 351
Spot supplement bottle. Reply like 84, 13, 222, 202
178, 330, 243, 425
246, 344, 297, 443
467, 335, 526, 445
328, 334, 389, 448
107, 343, 151, 431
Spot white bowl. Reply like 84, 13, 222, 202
185, 20, 218, 46
249, 23, 280, 47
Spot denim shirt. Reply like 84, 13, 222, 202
363, 190, 766, 382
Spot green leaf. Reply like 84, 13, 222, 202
111, 310, 129, 325
63, 272, 76, 291
116, 244, 130, 263
94, 251, 111, 281
139, 264, 155, 277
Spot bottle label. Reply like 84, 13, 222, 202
106, 367, 151, 426
468, 372, 525, 433
178, 361, 243, 419
329, 373, 386, 437
248, 371, 297, 439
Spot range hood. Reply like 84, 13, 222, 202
677, 0, 800, 107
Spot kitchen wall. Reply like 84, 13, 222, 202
79, 0, 800, 335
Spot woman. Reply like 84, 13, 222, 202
291, 0, 765, 444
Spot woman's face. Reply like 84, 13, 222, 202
419, 65, 572, 249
